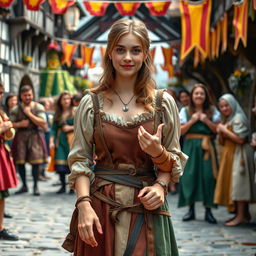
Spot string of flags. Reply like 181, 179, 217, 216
0, 0, 253, 76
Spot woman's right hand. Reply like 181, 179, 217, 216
77, 201, 103, 247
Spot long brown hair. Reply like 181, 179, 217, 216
188, 83, 214, 118
54, 91, 73, 122
91, 19, 156, 110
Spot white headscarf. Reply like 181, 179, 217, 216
219, 93, 249, 130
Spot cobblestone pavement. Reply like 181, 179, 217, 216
1, 173, 256, 256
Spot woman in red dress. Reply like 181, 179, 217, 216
0, 82, 18, 240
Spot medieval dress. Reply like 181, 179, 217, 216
214, 94, 256, 211
178, 107, 220, 208
0, 112, 18, 199
51, 116, 74, 174
67, 91, 187, 256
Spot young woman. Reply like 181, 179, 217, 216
0, 83, 18, 240
4, 93, 18, 116
64, 19, 187, 255
178, 83, 220, 224
50, 91, 75, 194
214, 93, 256, 226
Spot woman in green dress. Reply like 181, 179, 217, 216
50, 91, 75, 194
178, 83, 220, 224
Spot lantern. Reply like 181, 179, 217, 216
64, 5, 80, 32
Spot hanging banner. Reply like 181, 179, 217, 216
254, 0, 256, 9
161, 46, 174, 78
145, 2, 171, 16
115, 2, 141, 16
23, 0, 45, 11
0, 0, 14, 8
61, 41, 77, 67
49, 0, 75, 14
84, 46, 95, 66
215, 22, 221, 58
221, 13, 228, 53
83, 2, 109, 16
74, 58, 84, 69
180, 0, 212, 60
233, 0, 248, 50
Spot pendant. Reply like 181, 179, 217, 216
122, 105, 129, 112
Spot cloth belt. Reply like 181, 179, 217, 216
93, 165, 170, 256
185, 134, 218, 178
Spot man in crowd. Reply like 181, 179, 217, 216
10, 85, 47, 196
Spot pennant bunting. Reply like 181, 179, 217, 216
180, 0, 212, 60
161, 46, 174, 78
145, 2, 171, 16
221, 13, 228, 53
61, 41, 77, 67
23, 0, 45, 11
74, 59, 84, 69
83, 2, 109, 16
115, 2, 141, 16
49, 0, 75, 14
0, 0, 14, 8
233, 0, 248, 50
210, 29, 216, 59
84, 46, 95, 66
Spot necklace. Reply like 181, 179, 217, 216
114, 90, 136, 112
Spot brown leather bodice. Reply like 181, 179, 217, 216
93, 117, 155, 169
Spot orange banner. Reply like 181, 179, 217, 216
221, 13, 228, 53
74, 58, 84, 69
254, 0, 256, 9
0, 0, 14, 8
161, 46, 174, 78
180, 0, 212, 60
83, 2, 109, 16
61, 41, 77, 67
233, 0, 248, 50
49, 0, 75, 14
84, 46, 95, 66
115, 2, 141, 16
145, 2, 171, 16
23, 0, 45, 10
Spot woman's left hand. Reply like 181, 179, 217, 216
138, 184, 165, 210
138, 124, 164, 157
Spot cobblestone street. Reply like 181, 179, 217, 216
1, 172, 256, 256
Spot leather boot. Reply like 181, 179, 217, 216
182, 204, 195, 221
205, 207, 217, 224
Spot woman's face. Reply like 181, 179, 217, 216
179, 92, 190, 106
219, 99, 232, 117
192, 87, 206, 106
109, 33, 145, 79
8, 96, 18, 109
60, 94, 71, 109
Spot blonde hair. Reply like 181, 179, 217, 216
91, 19, 156, 110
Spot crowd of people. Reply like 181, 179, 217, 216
0, 82, 83, 240
0, 18, 255, 256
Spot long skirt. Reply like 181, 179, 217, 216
73, 178, 179, 256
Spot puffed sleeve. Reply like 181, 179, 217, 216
233, 119, 249, 139
162, 92, 188, 182
68, 93, 95, 189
